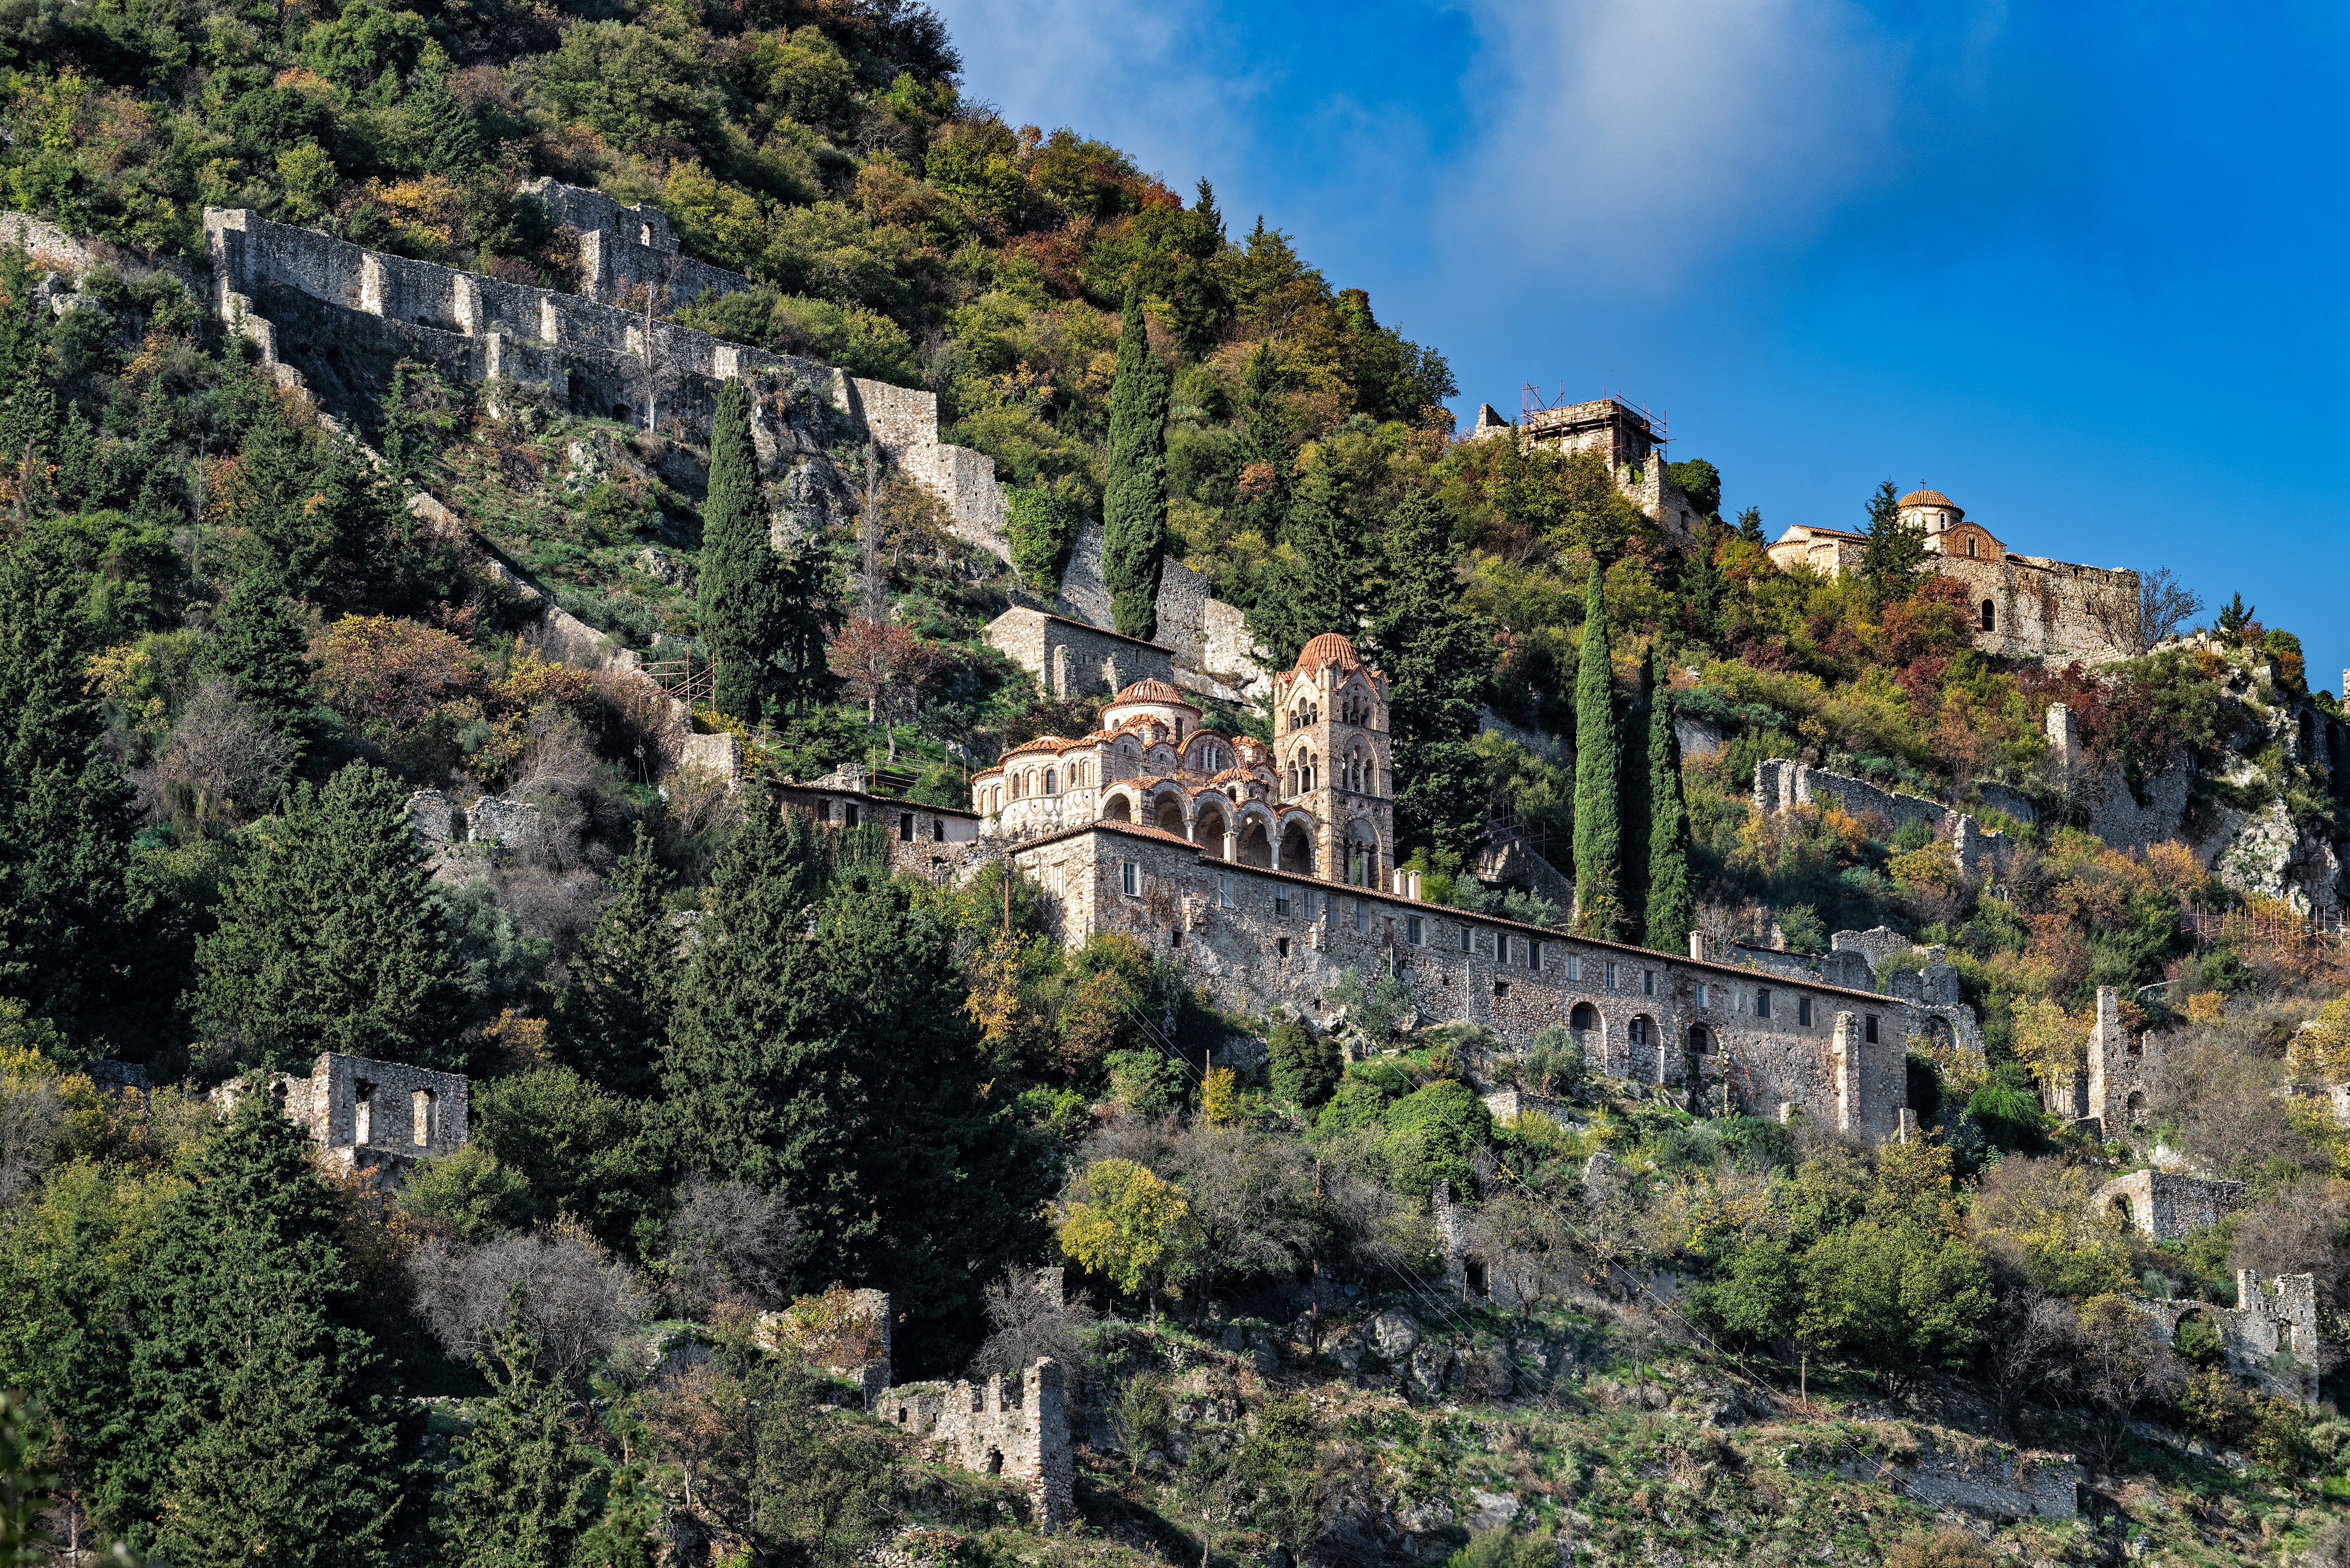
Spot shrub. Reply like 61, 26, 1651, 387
1004, 485, 1086, 595
1381, 1081, 1494, 1199
1104, 1049, 1187, 1115
1885, 1527, 1995, 1568
1519, 1023, 1584, 1096
1266, 1021, 1340, 1108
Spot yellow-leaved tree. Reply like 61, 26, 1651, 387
1056, 1159, 1200, 1322
2012, 998, 2093, 1096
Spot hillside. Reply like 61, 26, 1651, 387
1, 0, 2350, 1565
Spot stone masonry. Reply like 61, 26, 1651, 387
201, 198, 1004, 552
269, 1052, 469, 1178
1754, 759, 2016, 881
1007, 820, 1919, 1137
984, 607, 1180, 700
2095, 1170, 2246, 1242
2132, 1273, 2323, 1402
880, 1361, 1074, 1532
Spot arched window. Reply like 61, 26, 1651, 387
1569, 1002, 1598, 1034
1044, 768, 1057, 794
1980, 599, 1996, 632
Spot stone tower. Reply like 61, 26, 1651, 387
1273, 633, 1394, 887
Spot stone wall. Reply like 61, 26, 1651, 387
272, 1052, 469, 1177
1047, 523, 1267, 702
983, 607, 1178, 700
879, 1360, 1073, 1532
769, 771, 989, 883
1929, 550, 2137, 665
1007, 822, 1916, 1136
202, 202, 1003, 549
1754, 759, 2015, 880
2132, 1273, 2321, 1402
2096, 1170, 2245, 1241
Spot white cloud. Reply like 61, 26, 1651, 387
1444, 0, 1903, 291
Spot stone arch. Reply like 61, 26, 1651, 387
1193, 797, 1231, 856
1152, 794, 1187, 835
1237, 819, 1272, 868
2111, 1193, 2133, 1227
1980, 599, 1997, 632
612, 401, 632, 424
1278, 820, 1315, 874
1570, 1001, 1599, 1036
1344, 817, 1383, 887
2125, 1088, 2146, 1126
1919, 1014, 1954, 1051
1102, 792, 1133, 824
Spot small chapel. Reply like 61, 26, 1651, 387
971, 632, 1399, 889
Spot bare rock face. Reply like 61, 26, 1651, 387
2216, 796, 2344, 913
408, 788, 454, 848
637, 545, 689, 586
1405, 1341, 1454, 1403
1367, 1310, 1421, 1362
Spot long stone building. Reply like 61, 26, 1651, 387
981, 632, 1940, 1138
1766, 488, 2138, 663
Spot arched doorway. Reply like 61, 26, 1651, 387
1237, 820, 1272, 867
1570, 1002, 1598, 1037
1279, 822, 1315, 874
1102, 793, 1132, 823
1153, 796, 1185, 835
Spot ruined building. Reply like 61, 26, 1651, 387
1464, 394, 1706, 548
265, 1052, 470, 1179
1766, 488, 2139, 663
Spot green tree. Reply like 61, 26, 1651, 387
1265, 1021, 1340, 1108
1858, 479, 1928, 604
663, 816, 1049, 1363
1100, 288, 1170, 640
1232, 340, 1292, 540
206, 574, 315, 758
473, 1068, 665, 1256
553, 824, 674, 1097
193, 760, 465, 1070
1644, 649, 1695, 956
1798, 1219, 1990, 1396
1737, 505, 1765, 545
0, 524, 170, 1061
1663, 457, 1721, 521
1570, 564, 1620, 934
700, 377, 788, 718
87, 1093, 405, 1558
438, 1292, 590, 1568
1370, 494, 1489, 858
1248, 467, 1363, 672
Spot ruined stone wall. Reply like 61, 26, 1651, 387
274, 1052, 470, 1167
202, 203, 1003, 546
983, 607, 1178, 700
1007, 823, 1914, 1135
2133, 1273, 2320, 1402
2096, 1170, 2245, 1241
879, 1361, 1073, 1532
768, 776, 988, 882
1755, 759, 2016, 879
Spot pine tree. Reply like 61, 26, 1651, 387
1737, 505, 1765, 545
128, 379, 180, 532
207, 574, 314, 758
54, 401, 97, 508
228, 393, 325, 593
89, 1092, 403, 1558
1571, 564, 1620, 935
1681, 523, 1725, 639
1100, 287, 1170, 640
411, 69, 481, 177
554, 823, 674, 1096
0, 526, 167, 1060
438, 1294, 589, 1568
1644, 649, 1696, 957
1247, 468, 1363, 672
193, 760, 465, 1070
1857, 479, 1927, 604
1369, 495, 1490, 859
663, 819, 1051, 1364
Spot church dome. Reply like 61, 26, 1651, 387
1898, 488, 1961, 515
1112, 678, 1193, 708
1295, 633, 1364, 676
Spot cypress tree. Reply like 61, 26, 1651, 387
54, 401, 97, 507
1857, 479, 1927, 605
129, 379, 179, 532
1369, 494, 1490, 859
193, 760, 465, 1070
554, 823, 675, 1096
1645, 648, 1695, 956
91, 1092, 405, 1559
698, 376, 823, 719
1233, 339, 1292, 540
1100, 287, 1170, 640
1619, 654, 1652, 936
207, 573, 315, 757
1571, 564, 1620, 934
437, 1295, 589, 1568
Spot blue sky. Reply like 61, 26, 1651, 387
934, 0, 2350, 687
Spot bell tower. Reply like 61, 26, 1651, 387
1274, 633, 1393, 887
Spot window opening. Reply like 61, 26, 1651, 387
1864, 1013, 1880, 1043
1798, 995, 1813, 1026
1408, 916, 1424, 945
1756, 987, 1772, 1019
899, 812, 914, 842
1121, 861, 1139, 896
